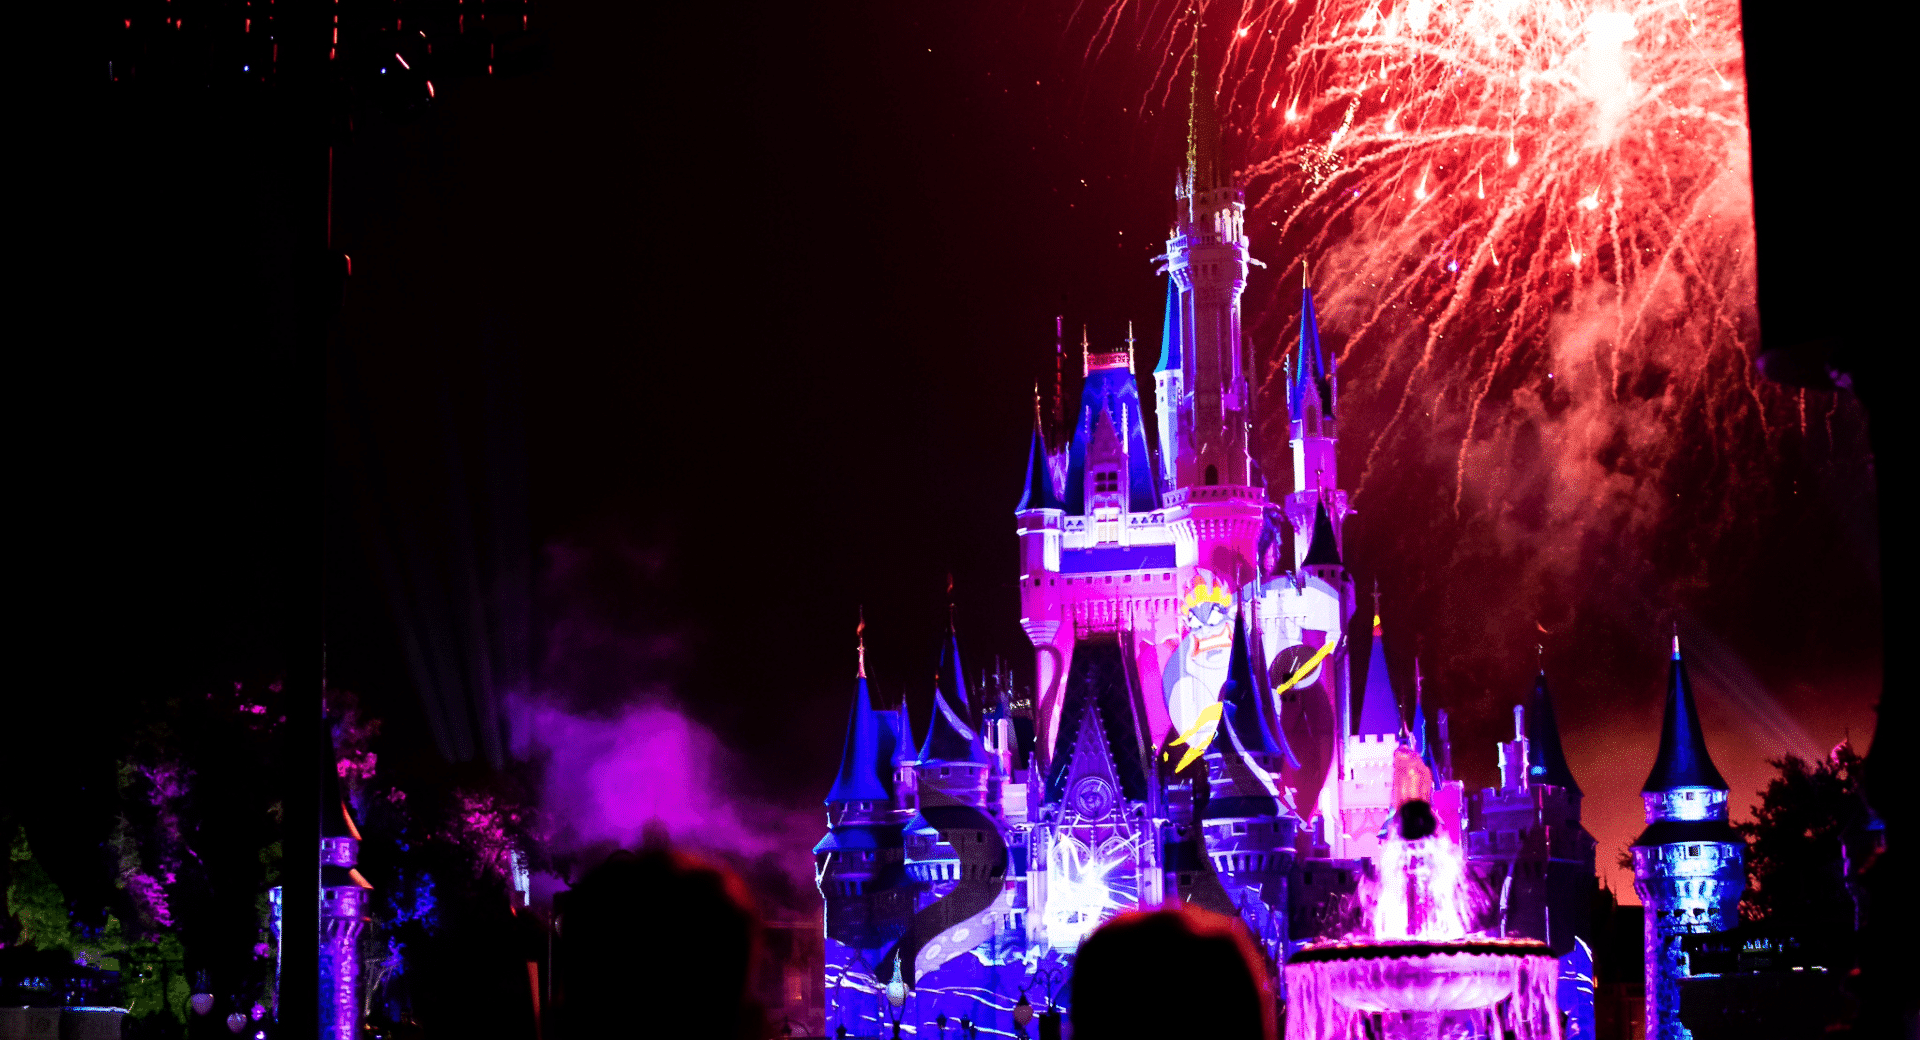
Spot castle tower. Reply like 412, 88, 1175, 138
1016, 326, 1180, 775
1632, 637, 1743, 1040
915, 620, 990, 814
1464, 671, 1596, 955
1016, 406, 1065, 580
1337, 600, 1402, 860
1152, 278, 1183, 492
1284, 285, 1350, 569
816, 627, 911, 953
1161, 73, 1265, 586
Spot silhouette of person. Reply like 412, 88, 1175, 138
1069, 906, 1274, 1040
557, 829, 765, 1039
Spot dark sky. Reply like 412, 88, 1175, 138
33, 0, 1880, 904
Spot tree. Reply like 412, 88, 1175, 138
1736, 743, 1870, 934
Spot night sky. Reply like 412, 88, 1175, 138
26, 0, 1881, 909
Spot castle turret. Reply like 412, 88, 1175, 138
1338, 603, 1401, 859
1284, 285, 1351, 572
816, 625, 910, 950
917, 619, 990, 810
1158, 73, 1266, 583
1152, 278, 1183, 492
1466, 677, 1596, 957
1527, 668, 1582, 798
1632, 637, 1742, 1040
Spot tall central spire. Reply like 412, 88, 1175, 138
1161, 16, 1251, 496
1183, 12, 1226, 215
1186, 9, 1201, 220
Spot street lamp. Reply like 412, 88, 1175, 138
1030, 966, 1064, 1040
884, 958, 908, 1040
886, 958, 907, 1010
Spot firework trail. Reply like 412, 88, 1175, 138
1085, 0, 1777, 558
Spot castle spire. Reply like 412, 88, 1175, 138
919, 594, 987, 764
1356, 603, 1401, 737
1219, 605, 1287, 758
1413, 657, 1435, 771
1527, 666, 1582, 795
827, 614, 891, 804
1289, 284, 1328, 419
1155, 277, 1181, 374
1641, 635, 1728, 793
1301, 498, 1342, 569
1017, 396, 1064, 512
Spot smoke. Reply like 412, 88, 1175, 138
506, 529, 821, 917
509, 694, 819, 910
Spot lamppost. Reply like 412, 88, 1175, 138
1013, 991, 1033, 1039
1030, 966, 1064, 1040
884, 958, 908, 1040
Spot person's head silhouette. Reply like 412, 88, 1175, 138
1070, 906, 1274, 1040
559, 840, 765, 1038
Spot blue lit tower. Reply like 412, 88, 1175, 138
894, 619, 1011, 989
1283, 286, 1348, 566
318, 747, 371, 1040
1200, 606, 1299, 968
815, 624, 908, 954
1632, 637, 1743, 1040
1159, 65, 1265, 587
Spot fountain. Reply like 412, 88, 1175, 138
1285, 800, 1560, 1040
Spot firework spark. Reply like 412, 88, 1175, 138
1088, 0, 1771, 544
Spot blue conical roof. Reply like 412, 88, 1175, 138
1413, 677, 1436, 773
1219, 607, 1287, 758
1302, 500, 1342, 568
1526, 670, 1582, 795
919, 624, 987, 764
935, 622, 969, 718
1356, 616, 1401, 737
1642, 639, 1727, 792
1016, 421, 1063, 511
826, 674, 890, 804
1289, 286, 1329, 418
1155, 276, 1181, 373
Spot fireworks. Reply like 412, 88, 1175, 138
1043, 837, 1139, 949
1090, 0, 1774, 552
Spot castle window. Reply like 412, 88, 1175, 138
1094, 470, 1120, 494
1205, 464, 1218, 486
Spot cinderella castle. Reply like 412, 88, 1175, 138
813, 96, 1741, 1040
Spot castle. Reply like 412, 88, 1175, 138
814, 98, 1735, 1040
